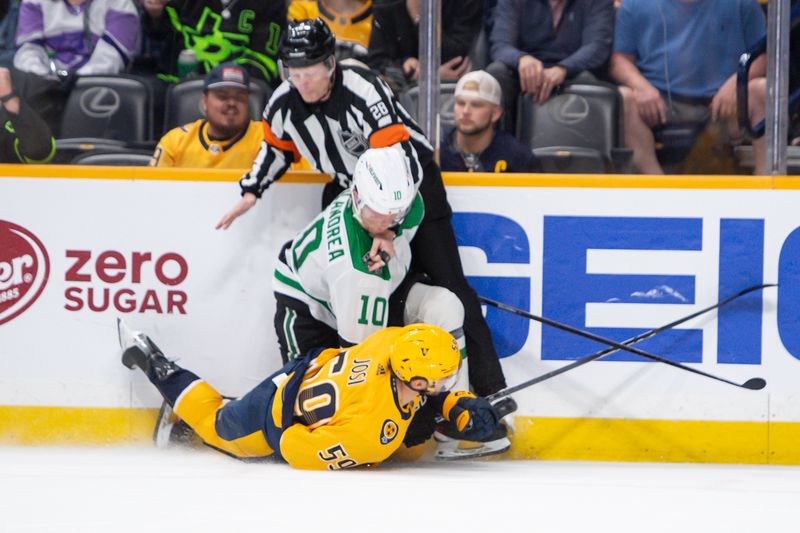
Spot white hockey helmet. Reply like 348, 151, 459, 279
351, 147, 415, 226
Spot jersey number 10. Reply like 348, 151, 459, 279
357, 295, 387, 326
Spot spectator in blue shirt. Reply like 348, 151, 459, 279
439, 70, 541, 173
609, 0, 767, 174
487, 0, 614, 131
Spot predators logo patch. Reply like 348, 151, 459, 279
380, 419, 399, 445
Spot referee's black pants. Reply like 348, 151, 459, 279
322, 161, 507, 398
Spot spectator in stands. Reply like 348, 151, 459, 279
609, 0, 767, 174
0, 66, 54, 162
484, 0, 498, 36
487, 0, 614, 130
149, 62, 262, 168
366, 0, 481, 93
140, 0, 287, 88
440, 70, 541, 173
289, 0, 372, 61
0, 0, 20, 67
14, 0, 139, 77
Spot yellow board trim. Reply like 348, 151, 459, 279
0, 406, 158, 446
0, 164, 329, 184
1, 164, 798, 189
509, 416, 800, 465
4, 406, 800, 464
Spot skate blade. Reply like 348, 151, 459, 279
117, 317, 152, 352
117, 317, 142, 350
435, 438, 511, 461
153, 402, 176, 448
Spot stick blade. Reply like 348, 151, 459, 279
742, 377, 766, 390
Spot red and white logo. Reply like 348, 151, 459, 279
0, 220, 50, 325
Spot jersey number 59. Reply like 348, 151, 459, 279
318, 443, 357, 470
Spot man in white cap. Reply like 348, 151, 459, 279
440, 70, 541, 173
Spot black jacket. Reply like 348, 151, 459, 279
0, 98, 54, 163
366, 0, 483, 76
144, 0, 287, 87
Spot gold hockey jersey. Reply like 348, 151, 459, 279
289, 1, 373, 55
273, 326, 424, 470
150, 119, 263, 169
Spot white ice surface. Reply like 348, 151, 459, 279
2, 446, 798, 533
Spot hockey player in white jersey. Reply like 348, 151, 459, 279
272, 146, 512, 460
157, 146, 512, 459
273, 145, 453, 358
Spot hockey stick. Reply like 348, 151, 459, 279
482, 283, 775, 401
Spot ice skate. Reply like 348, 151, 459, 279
434, 396, 517, 461
117, 318, 180, 381
153, 401, 196, 449
434, 426, 511, 461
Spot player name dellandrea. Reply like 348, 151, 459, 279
326, 197, 346, 262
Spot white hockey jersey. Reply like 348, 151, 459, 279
274, 190, 424, 345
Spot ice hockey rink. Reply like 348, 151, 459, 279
2, 446, 797, 533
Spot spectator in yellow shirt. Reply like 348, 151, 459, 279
150, 63, 263, 168
289, 0, 372, 60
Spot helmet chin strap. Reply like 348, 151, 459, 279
351, 188, 365, 225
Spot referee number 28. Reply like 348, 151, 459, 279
369, 102, 389, 120
357, 295, 387, 326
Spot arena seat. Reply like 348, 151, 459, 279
54, 75, 154, 163
399, 83, 458, 131
59, 75, 152, 141
532, 146, 606, 173
734, 145, 800, 174
71, 150, 153, 166
468, 28, 490, 71
162, 78, 271, 133
652, 123, 705, 170
517, 82, 632, 173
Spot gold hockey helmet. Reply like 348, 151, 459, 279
389, 323, 461, 394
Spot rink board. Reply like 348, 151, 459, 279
2, 166, 800, 464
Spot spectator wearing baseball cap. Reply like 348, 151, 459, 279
150, 62, 263, 168
439, 70, 541, 173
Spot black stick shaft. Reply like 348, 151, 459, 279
483, 283, 774, 401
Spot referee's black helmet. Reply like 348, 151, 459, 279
279, 18, 336, 68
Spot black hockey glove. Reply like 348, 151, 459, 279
362, 250, 390, 274
440, 391, 500, 442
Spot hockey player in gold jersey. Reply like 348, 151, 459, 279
118, 319, 502, 470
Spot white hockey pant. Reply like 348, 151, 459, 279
403, 282, 469, 390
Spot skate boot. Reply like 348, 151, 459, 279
118, 318, 180, 381
435, 396, 517, 461
153, 401, 197, 449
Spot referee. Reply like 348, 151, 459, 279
216, 18, 507, 401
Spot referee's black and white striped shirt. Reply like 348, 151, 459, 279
240, 64, 433, 197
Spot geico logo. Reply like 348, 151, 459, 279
65, 250, 188, 285
63, 250, 188, 315
452, 212, 800, 363
0, 254, 33, 290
